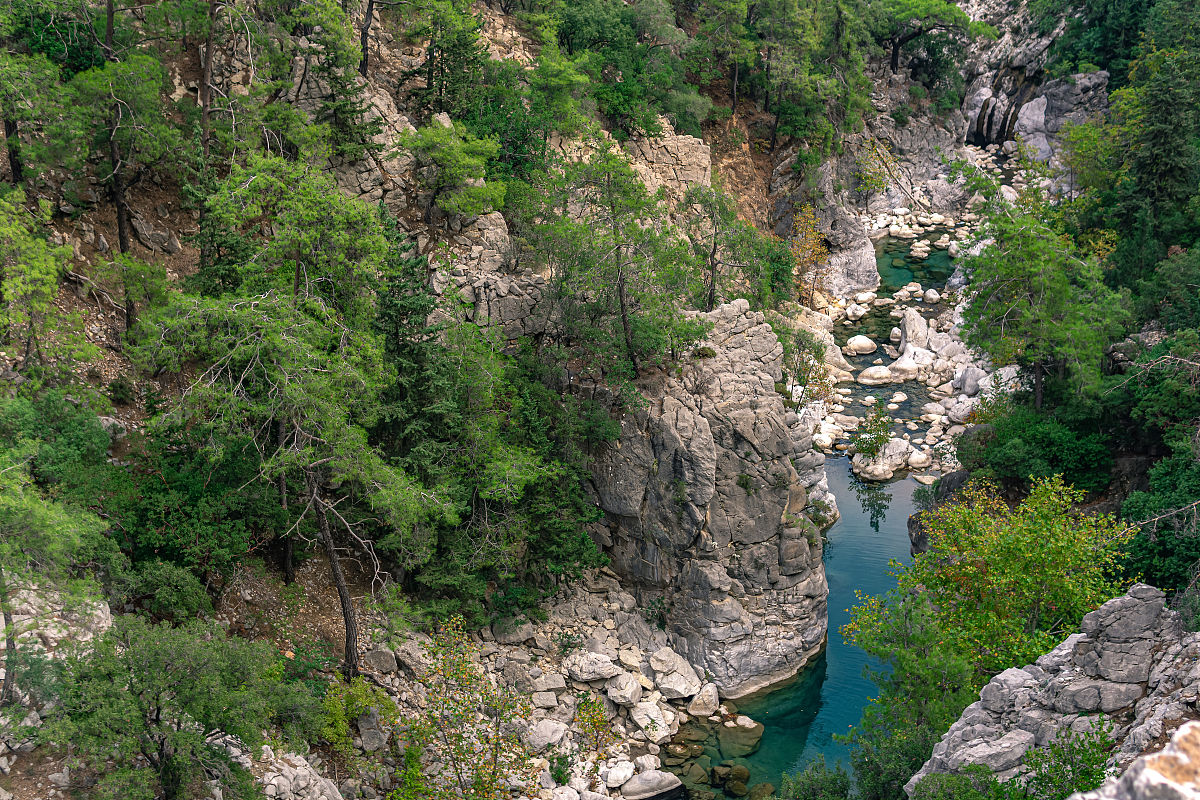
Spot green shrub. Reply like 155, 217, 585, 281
891, 105, 913, 126
852, 406, 893, 459
781, 755, 852, 800
125, 560, 213, 623
956, 405, 1112, 493
107, 375, 136, 406
319, 677, 398, 762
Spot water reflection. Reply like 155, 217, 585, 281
849, 473, 892, 532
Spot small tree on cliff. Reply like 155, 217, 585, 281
958, 167, 1129, 408
870, 0, 996, 74
791, 204, 829, 307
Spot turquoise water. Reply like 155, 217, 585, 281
875, 238, 955, 295
727, 458, 918, 785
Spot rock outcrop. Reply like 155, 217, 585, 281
959, 0, 1109, 162
907, 584, 1200, 794
590, 300, 834, 698
1074, 721, 1200, 800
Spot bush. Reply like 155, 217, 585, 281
319, 677, 399, 762
125, 560, 213, 623
956, 404, 1112, 493
852, 406, 893, 459
891, 105, 913, 126
781, 755, 852, 800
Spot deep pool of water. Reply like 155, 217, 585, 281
729, 458, 918, 785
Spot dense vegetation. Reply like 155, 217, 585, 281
0, 0, 1195, 795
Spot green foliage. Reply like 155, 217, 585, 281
852, 405, 893, 459
843, 478, 1128, 798
522, 144, 708, 386
404, 121, 506, 219
42, 616, 320, 800
955, 403, 1113, 493
319, 676, 398, 761
957, 163, 1129, 407
0, 189, 96, 381
389, 746, 431, 800
848, 477, 1130, 676
125, 560, 214, 623
410, 615, 535, 799
780, 755, 852, 800
107, 375, 136, 406
1020, 721, 1114, 800
575, 692, 612, 752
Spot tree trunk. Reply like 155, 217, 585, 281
105, 0, 116, 58
1033, 363, 1044, 410
616, 264, 637, 376
359, 0, 375, 77
890, 38, 901, 73
309, 474, 358, 680
0, 568, 16, 706
199, 0, 218, 158
109, 130, 131, 255
278, 425, 294, 584
705, 238, 719, 312
3, 118, 22, 185
731, 60, 739, 110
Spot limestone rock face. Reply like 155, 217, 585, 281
590, 300, 833, 698
959, 0, 1109, 162
770, 151, 878, 296
1074, 721, 1200, 800
907, 584, 1200, 794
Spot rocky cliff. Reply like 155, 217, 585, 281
908, 584, 1200, 793
589, 299, 835, 698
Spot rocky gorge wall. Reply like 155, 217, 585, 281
907, 585, 1200, 794
589, 299, 836, 699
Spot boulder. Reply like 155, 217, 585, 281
606, 672, 644, 707
362, 648, 398, 674
493, 618, 536, 645
607, 761, 637, 788
847, 335, 878, 355
687, 683, 721, 717
631, 702, 675, 743
898, 307, 929, 351
718, 718, 765, 759
565, 651, 623, 682
857, 366, 894, 386
846, 303, 869, 321
650, 647, 702, 699
620, 770, 685, 800
526, 719, 569, 753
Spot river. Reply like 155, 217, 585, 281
731, 458, 918, 784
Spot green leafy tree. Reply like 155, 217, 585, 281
0, 189, 97, 378
847, 477, 1130, 676
404, 122, 505, 222
42, 615, 318, 800
959, 168, 1129, 408
70, 52, 181, 255
410, 615, 536, 800
869, 0, 995, 73
530, 145, 706, 383
0, 437, 102, 705
134, 157, 451, 678
683, 183, 793, 310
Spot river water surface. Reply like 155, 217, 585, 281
729, 458, 918, 785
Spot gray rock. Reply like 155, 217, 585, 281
620, 770, 684, 800
606, 672, 643, 707
565, 652, 622, 682
533, 672, 568, 693
362, 648, 398, 674
492, 618, 536, 645
526, 719, 569, 753
687, 683, 720, 717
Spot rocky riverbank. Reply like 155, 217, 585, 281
907, 584, 1200, 794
